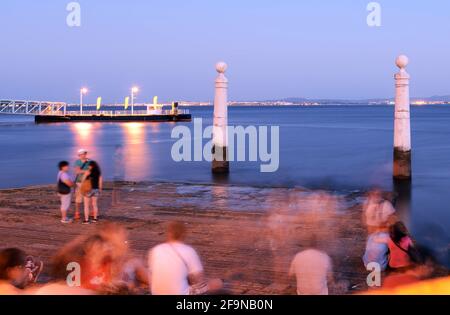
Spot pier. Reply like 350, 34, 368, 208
0, 100, 191, 123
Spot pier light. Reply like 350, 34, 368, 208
80, 87, 88, 115
131, 86, 139, 115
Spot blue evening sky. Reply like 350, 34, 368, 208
0, 0, 449, 103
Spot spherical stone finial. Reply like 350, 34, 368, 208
396, 55, 409, 69
216, 62, 228, 74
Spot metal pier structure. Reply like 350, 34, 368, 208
0, 100, 191, 123
0, 100, 67, 115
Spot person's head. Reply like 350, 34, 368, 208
389, 221, 410, 243
82, 234, 112, 269
0, 248, 26, 283
88, 160, 101, 174
51, 234, 112, 288
78, 149, 88, 161
167, 221, 187, 242
367, 188, 383, 201
98, 223, 128, 260
58, 161, 69, 172
302, 233, 319, 250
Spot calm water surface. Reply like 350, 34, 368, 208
0, 106, 449, 266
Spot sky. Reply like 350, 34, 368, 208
0, 0, 449, 103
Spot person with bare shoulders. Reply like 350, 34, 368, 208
81, 161, 103, 224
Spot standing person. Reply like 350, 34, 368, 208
289, 236, 334, 295
148, 221, 223, 295
74, 149, 90, 221
57, 161, 74, 224
81, 161, 103, 224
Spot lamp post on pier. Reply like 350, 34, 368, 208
131, 86, 139, 115
80, 87, 88, 115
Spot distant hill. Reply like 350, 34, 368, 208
261, 95, 450, 104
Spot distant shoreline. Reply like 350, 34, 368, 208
73, 103, 450, 107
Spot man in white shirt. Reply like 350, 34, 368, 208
289, 236, 334, 295
148, 221, 222, 295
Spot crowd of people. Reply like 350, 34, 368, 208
57, 149, 103, 224
1, 221, 224, 295
0, 168, 440, 295
362, 189, 432, 289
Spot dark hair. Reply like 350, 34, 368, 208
88, 160, 101, 176
389, 221, 410, 244
51, 234, 108, 280
0, 248, 26, 280
167, 221, 187, 241
58, 161, 69, 170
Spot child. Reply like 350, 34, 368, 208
57, 161, 74, 224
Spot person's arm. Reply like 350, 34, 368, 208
63, 178, 74, 188
99, 176, 103, 192
61, 173, 74, 187
187, 272, 206, 285
288, 259, 296, 277
75, 161, 89, 178
134, 263, 150, 287
327, 259, 335, 287
147, 250, 153, 290
186, 248, 205, 285
82, 170, 90, 181
75, 162, 83, 176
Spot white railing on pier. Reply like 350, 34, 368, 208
0, 100, 67, 115
0, 100, 189, 116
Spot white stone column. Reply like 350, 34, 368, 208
393, 55, 412, 179
212, 62, 229, 174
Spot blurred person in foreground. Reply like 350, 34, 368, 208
98, 223, 149, 294
34, 234, 106, 295
363, 189, 396, 233
382, 263, 433, 289
148, 221, 223, 295
289, 235, 334, 295
363, 225, 390, 271
387, 221, 423, 270
36, 224, 147, 295
0, 248, 43, 295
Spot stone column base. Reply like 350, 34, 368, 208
393, 148, 411, 180
212, 145, 229, 174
